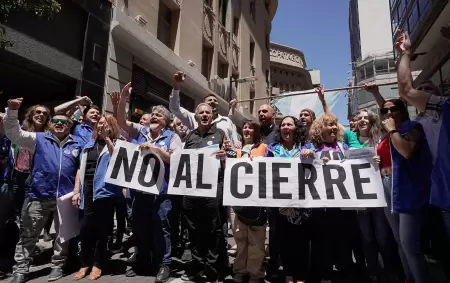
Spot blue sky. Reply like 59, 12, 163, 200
271, 0, 351, 124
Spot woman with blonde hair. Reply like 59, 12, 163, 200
72, 114, 124, 281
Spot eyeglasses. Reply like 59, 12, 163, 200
35, 110, 48, 116
51, 119, 70, 125
380, 106, 400, 115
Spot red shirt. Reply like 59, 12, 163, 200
376, 135, 392, 169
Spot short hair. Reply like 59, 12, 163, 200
93, 114, 121, 140
151, 105, 171, 125
195, 103, 212, 115
83, 105, 100, 117
204, 94, 217, 101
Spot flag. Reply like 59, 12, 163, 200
272, 90, 342, 117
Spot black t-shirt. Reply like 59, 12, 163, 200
83, 139, 106, 210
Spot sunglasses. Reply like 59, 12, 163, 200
51, 119, 70, 125
35, 110, 48, 116
380, 106, 400, 115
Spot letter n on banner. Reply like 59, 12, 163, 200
104, 140, 163, 195
167, 148, 219, 198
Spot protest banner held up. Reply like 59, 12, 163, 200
105, 140, 165, 195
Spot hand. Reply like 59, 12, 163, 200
300, 149, 315, 160
78, 96, 93, 106
394, 29, 411, 55
120, 82, 132, 100
321, 156, 330, 164
108, 91, 120, 107
229, 99, 237, 110
139, 142, 158, 151
72, 192, 81, 208
122, 188, 127, 198
173, 71, 185, 90
315, 84, 325, 100
7, 98, 23, 110
363, 83, 379, 94
234, 141, 242, 149
98, 124, 110, 140
373, 155, 381, 164
216, 149, 226, 160
382, 118, 396, 132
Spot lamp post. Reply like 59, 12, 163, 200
228, 75, 258, 102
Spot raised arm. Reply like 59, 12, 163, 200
54, 96, 92, 114
383, 117, 420, 160
316, 85, 346, 133
169, 71, 197, 130
116, 82, 134, 134
395, 30, 430, 112
4, 98, 37, 152
363, 83, 386, 108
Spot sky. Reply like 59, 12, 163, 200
271, 0, 351, 124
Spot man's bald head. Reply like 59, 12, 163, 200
258, 104, 275, 127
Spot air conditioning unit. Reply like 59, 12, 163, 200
134, 15, 147, 27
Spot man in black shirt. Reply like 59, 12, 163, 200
181, 103, 226, 283
257, 104, 278, 145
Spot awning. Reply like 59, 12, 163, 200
110, 9, 255, 124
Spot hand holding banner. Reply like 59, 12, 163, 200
105, 140, 165, 194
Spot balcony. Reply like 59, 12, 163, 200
218, 22, 229, 63
203, 2, 215, 47
231, 36, 240, 73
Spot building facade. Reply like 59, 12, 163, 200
390, 0, 450, 95
269, 42, 318, 96
348, 0, 418, 118
105, 0, 278, 123
0, 0, 112, 112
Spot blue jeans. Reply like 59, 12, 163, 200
132, 193, 155, 267
153, 195, 172, 267
357, 208, 397, 277
382, 174, 431, 283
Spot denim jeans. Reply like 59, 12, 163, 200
357, 208, 397, 277
382, 174, 431, 283
153, 195, 172, 267
132, 193, 155, 267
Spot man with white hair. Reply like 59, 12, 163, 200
116, 83, 182, 282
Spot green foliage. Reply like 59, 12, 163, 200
0, 0, 62, 49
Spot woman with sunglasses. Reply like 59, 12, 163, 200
0, 104, 51, 268
72, 115, 124, 281
231, 121, 267, 283
265, 116, 314, 283
374, 98, 433, 283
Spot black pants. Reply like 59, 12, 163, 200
277, 213, 311, 281
79, 197, 116, 269
268, 208, 281, 275
169, 195, 189, 253
112, 198, 127, 243
310, 209, 354, 281
183, 196, 223, 281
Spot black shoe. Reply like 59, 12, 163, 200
11, 274, 27, 283
181, 249, 192, 262
155, 266, 170, 283
48, 268, 64, 282
43, 231, 53, 242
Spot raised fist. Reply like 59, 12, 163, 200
7, 98, 23, 110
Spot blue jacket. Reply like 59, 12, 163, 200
430, 101, 450, 211
78, 139, 123, 210
391, 120, 433, 213
264, 141, 315, 157
72, 122, 93, 148
29, 133, 82, 199
132, 127, 175, 194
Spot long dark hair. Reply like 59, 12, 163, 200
275, 116, 308, 144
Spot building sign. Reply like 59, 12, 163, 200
270, 48, 304, 66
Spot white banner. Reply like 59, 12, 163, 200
105, 140, 165, 194
168, 148, 220, 198
223, 156, 386, 208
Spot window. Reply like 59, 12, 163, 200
398, 0, 406, 14
157, 0, 172, 48
273, 82, 278, 88
202, 45, 213, 80
219, 0, 227, 25
418, 0, 431, 17
250, 39, 255, 65
273, 68, 277, 73
233, 17, 239, 37
217, 62, 229, 79
408, 4, 419, 36
250, 1, 256, 22
391, 8, 399, 34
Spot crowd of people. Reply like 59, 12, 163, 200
0, 30, 448, 283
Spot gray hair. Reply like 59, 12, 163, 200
151, 105, 171, 125
356, 109, 383, 146
195, 103, 212, 115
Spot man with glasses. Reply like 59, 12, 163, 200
396, 30, 450, 279
3, 98, 82, 283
